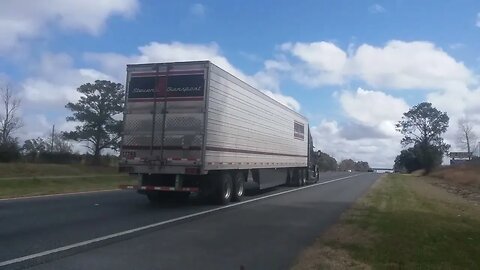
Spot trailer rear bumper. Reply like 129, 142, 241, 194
119, 184, 200, 193
119, 164, 203, 175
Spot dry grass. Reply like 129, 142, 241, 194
291, 221, 372, 270
430, 162, 480, 187
428, 163, 480, 202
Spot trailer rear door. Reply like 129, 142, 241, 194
121, 62, 207, 172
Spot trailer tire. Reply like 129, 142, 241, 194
213, 172, 233, 205
231, 171, 244, 202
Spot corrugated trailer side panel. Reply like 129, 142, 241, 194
204, 63, 308, 171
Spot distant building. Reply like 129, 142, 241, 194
449, 151, 470, 165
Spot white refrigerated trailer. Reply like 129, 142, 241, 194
119, 61, 318, 204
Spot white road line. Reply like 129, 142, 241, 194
0, 189, 121, 201
0, 173, 363, 267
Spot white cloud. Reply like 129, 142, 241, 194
339, 88, 409, 137
0, 0, 138, 53
275, 40, 480, 158
427, 87, 480, 119
86, 42, 245, 82
277, 40, 473, 91
369, 4, 386, 14
307, 88, 409, 167
15, 53, 114, 152
139, 42, 247, 80
281, 41, 347, 86
20, 114, 52, 140
189, 3, 206, 17
351, 41, 473, 91
263, 90, 300, 111
311, 120, 401, 168
21, 53, 112, 105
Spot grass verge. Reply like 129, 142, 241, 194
0, 175, 138, 199
0, 163, 119, 178
291, 174, 480, 270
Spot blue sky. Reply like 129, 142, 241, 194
1, 0, 480, 166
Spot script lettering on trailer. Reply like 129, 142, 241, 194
128, 74, 204, 99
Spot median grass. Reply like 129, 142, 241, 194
0, 163, 138, 199
292, 174, 480, 269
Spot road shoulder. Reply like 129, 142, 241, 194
291, 173, 480, 269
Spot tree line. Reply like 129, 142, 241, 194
0, 81, 124, 165
313, 150, 371, 172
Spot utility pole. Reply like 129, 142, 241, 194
51, 124, 55, 153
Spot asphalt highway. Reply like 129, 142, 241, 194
0, 172, 379, 270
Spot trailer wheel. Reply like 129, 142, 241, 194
231, 171, 245, 202
213, 172, 233, 205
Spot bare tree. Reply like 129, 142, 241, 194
0, 85, 23, 144
457, 118, 477, 160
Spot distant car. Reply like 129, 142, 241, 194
368, 169, 374, 172
347, 169, 352, 172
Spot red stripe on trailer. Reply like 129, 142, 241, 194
119, 185, 199, 192
130, 70, 204, 77
128, 97, 204, 102
167, 157, 201, 161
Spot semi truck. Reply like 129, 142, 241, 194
119, 61, 318, 204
